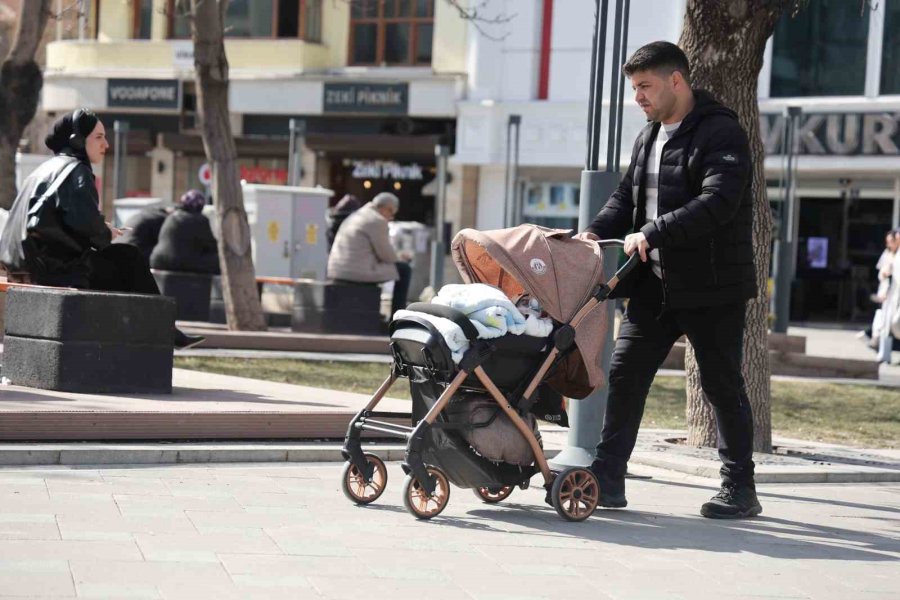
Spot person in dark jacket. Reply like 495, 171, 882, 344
150, 189, 220, 274
0, 109, 203, 349
584, 42, 760, 519
115, 205, 173, 261
326, 194, 362, 250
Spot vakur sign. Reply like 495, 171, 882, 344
761, 111, 900, 156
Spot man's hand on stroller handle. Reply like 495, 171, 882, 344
623, 232, 650, 262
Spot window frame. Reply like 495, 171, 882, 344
348, 0, 435, 67
166, 0, 323, 41
132, 0, 153, 40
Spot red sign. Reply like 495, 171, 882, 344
240, 166, 288, 185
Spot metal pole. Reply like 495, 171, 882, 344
772, 106, 801, 333
112, 120, 129, 201
551, 0, 627, 470
613, 0, 630, 170
605, 0, 624, 172
503, 115, 522, 227
511, 115, 522, 225
430, 145, 450, 291
287, 118, 306, 186
78, 0, 87, 40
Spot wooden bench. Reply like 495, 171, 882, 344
2, 283, 176, 393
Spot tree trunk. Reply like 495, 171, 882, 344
189, 0, 266, 330
0, 0, 52, 210
678, 0, 792, 453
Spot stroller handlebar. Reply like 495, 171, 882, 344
592, 239, 642, 294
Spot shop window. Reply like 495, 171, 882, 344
882, 0, 900, 94
133, 0, 153, 39
522, 182, 579, 230
350, 0, 434, 66
770, 0, 869, 97
167, 0, 322, 41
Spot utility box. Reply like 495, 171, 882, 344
241, 184, 333, 280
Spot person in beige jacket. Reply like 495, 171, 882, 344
327, 192, 412, 315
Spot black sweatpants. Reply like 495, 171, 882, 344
596, 271, 755, 484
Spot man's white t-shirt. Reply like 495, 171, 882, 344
644, 120, 681, 278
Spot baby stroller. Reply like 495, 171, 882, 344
340, 225, 638, 522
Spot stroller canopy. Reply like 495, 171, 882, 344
451, 225, 610, 394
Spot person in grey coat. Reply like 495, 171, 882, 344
327, 192, 411, 315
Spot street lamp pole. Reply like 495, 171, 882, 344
550, 0, 630, 470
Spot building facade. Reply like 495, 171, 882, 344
454, 0, 900, 323
41, 0, 900, 321
42, 0, 473, 231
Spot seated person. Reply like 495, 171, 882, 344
114, 204, 173, 262
326, 194, 362, 250
327, 192, 411, 316
150, 189, 220, 275
0, 109, 203, 349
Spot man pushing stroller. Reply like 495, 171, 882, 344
584, 42, 762, 519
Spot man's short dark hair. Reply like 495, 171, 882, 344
622, 41, 691, 84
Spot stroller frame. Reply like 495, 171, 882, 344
341, 239, 638, 522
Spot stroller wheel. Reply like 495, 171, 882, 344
403, 467, 450, 520
474, 486, 513, 503
551, 467, 599, 522
341, 453, 388, 505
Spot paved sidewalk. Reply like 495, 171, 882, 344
0, 462, 895, 599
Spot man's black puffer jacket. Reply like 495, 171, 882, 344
586, 89, 757, 309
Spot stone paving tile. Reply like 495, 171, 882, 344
0, 514, 60, 541
70, 560, 233, 600
0, 539, 143, 561
219, 553, 364, 578
134, 530, 283, 562
57, 513, 197, 541
49, 476, 169, 497
113, 492, 245, 516
308, 575, 469, 600
0, 560, 75, 598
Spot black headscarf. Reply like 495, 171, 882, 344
44, 109, 99, 163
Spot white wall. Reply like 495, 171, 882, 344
475, 165, 507, 230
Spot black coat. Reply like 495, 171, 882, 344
0, 153, 110, 277
115, 206, 170, 261
587, 90, 757, 309
149, 208, 220, 274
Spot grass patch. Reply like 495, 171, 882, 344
175, 357, 899, 448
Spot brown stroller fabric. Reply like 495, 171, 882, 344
451, 225, 609, 399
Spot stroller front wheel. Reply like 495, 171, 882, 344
551, 467, 599, 522
474, 486, 513, 503
341, 453, 388, 505
403, 467, 450, 519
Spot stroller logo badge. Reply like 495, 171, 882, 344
530, 258, 547, 275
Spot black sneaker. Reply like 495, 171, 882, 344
701, 482, 762, 519
590, 460, 628, 508
174, 330, 205, 350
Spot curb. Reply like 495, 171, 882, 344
0, 443, 563, 468
629, 452, 900, 484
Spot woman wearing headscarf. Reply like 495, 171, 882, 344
326, 194, 362, 250
150, 189, 220, 274
0, 108, 203, 348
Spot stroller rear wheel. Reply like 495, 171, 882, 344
341, 453, 388, 505
551, 467, 599, 522
403, 467, 450, 519
474, 486, 513, 503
